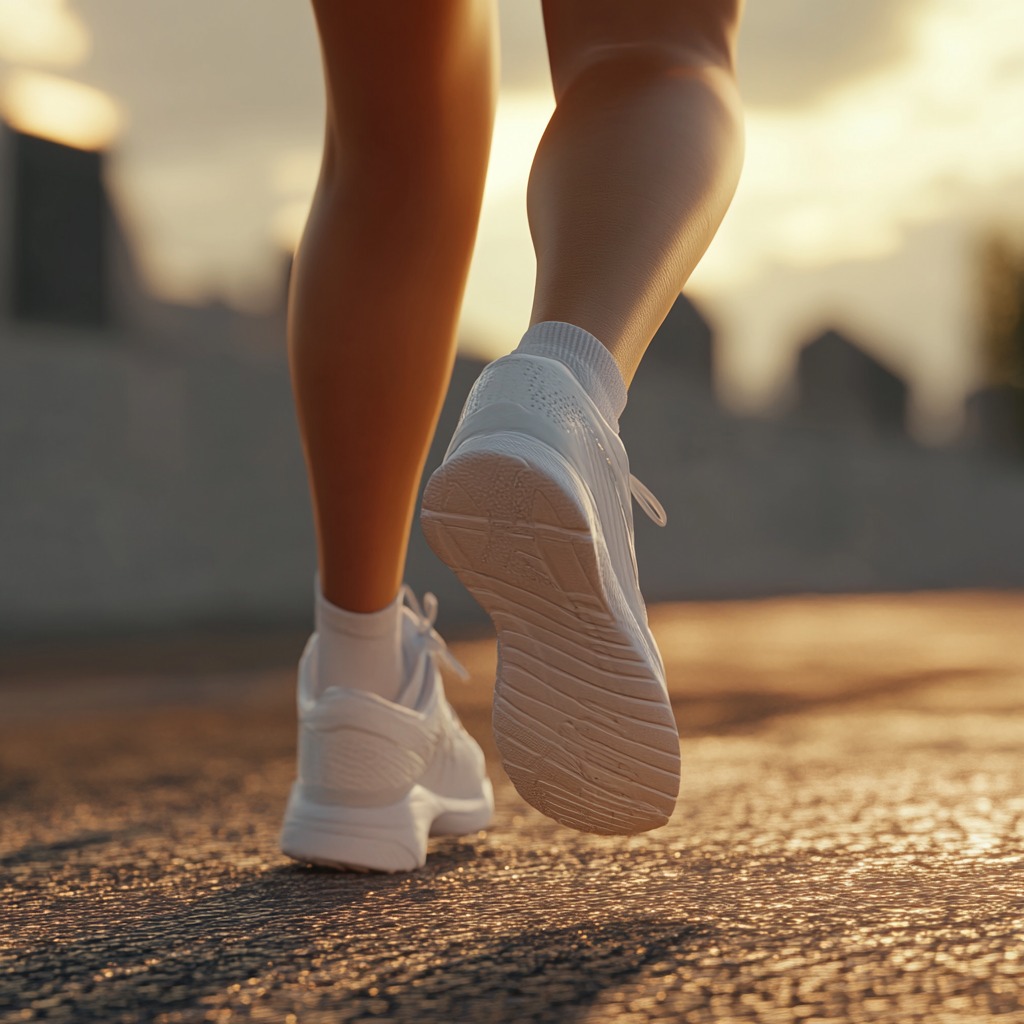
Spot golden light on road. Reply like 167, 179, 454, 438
0, 0, 90, 66
1, 70, 124, 151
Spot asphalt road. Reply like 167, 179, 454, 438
2, 592, 1023, 1023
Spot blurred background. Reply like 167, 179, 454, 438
0, 0, 1022, 659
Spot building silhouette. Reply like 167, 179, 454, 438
9, 130, 109, 326
964, 384, 1024, 460
638, 290, 716, 391
796, 328, 908, 438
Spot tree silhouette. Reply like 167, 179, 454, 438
977, 230, 1024, 449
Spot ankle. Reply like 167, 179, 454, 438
314, 573, 406, 702
513, 321, 627, 431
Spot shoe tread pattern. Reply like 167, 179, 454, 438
422, 431, 680, 836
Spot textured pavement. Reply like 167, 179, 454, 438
2, 592, 1024, 1023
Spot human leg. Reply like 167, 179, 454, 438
422, 1, 746, 834
528, 0, 745, 384
280, 1, 497, 872
287, 0, 497, 615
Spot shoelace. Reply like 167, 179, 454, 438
630, 474, 668, 527
401, 583, 471, 682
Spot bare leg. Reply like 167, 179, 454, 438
418, 2, 746, 834
529, 0, 745, 385
287, 1, 496, 612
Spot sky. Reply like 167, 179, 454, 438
1, 0, 1022, 438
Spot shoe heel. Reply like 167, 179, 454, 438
422, 430, 609, 608
423, 428, 592, 534
280, 784, 434, 873
429, 778, 495, 837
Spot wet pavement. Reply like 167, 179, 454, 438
2, 592, 1023, 1023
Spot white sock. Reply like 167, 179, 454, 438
513, 320, 628, 432
314, 574, 406, 702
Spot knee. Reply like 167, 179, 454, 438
547, 1, 744, 99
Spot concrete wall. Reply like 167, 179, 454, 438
2, 310, 1024, 642
0, 321, 313, 636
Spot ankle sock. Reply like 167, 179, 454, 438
314, 574, 405, 702
513, 321, 628, 432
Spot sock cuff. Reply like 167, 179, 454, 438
513, 321, 627, 429
314, 572, 403, 637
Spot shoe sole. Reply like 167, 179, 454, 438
280, 780, 494, 873
421, 431, 680, 835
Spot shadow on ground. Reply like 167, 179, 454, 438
4, 839, 708, 1023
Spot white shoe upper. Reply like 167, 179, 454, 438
443, 352, 669, 678
294, 585, 487, 810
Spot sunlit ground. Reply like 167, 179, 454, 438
3, 591, 1023, 1021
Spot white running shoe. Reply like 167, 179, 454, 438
279, 585, 493, 872
421, 352, 680, 835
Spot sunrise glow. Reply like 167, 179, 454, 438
1, 70, 123, 151
0, 0, 89, 66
